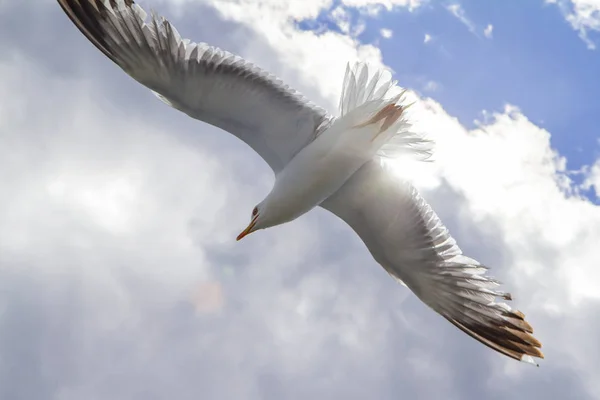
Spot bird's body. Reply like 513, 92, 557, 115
57, 0, 544, 365
257, 97, 412, 230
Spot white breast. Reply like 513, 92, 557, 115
262, 117, 387, 226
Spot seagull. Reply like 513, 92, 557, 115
57, 0, 544, 365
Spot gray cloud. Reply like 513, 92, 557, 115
0, 1, 599, 399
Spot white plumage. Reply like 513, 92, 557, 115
57, 0, 543, 364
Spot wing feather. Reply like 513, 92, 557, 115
321, 160, 544, 365
56, 0, 334, 172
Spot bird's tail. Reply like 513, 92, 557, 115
338, 62, 433, 161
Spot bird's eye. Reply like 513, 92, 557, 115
252, 207, 258, 217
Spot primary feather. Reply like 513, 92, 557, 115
58, 0, 333, 172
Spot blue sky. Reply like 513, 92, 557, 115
2, 0, 600, 399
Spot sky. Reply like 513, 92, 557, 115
1, 0, 600, 399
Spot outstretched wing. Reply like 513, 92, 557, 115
320, 160, 544, 365
57, 0, 334, 172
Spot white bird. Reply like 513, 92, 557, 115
57, 0, 544, 364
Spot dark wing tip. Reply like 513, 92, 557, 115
447, 309, 544, 365
57, 0, 133, 64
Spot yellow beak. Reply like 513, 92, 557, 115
236, 216, 258, 241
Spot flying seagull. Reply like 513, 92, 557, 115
57, 0, 544, 365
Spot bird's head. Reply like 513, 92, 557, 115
236, 204, 263, 241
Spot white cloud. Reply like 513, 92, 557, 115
424, 33, 432, 43
0, 46, 377, 400
407, 103, 600, 306
548, 0, 600, 49
446, 3, 476, 34
484, 23, 493, 38
331, 6, 352, 34
581, 159, 600, 196
2, 1, 600, 399
193, 0, 423, 21
167, 0, 331, 21
341, 0, 425, 13
380, 28, 393, 38
329, 6, 367, 37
